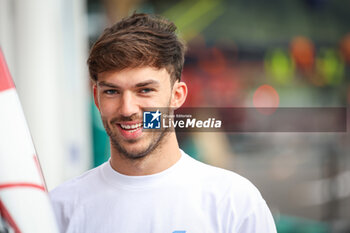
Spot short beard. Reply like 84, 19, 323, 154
103, 106, 172, 160
105, 122, 170, 160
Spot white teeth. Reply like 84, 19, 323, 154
124, 125, 131, 129
120, 123, 142, 130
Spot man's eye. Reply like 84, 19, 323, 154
104, 90, 118, 95
140, 88, 154, 94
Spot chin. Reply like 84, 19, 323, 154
112, 139, 155, 160
108, 124, 169, 160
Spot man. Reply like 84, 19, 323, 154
50, 13, 276, 233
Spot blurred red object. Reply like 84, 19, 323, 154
340, 33, 350, 65
290, 36, 315, 71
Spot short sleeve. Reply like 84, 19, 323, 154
236, 200, 277, 233
217, 175, 277, 233
49, 188, 76, 233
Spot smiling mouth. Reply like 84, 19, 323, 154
119, 123, 143, 132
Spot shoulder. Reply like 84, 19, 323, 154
184, 154, 276, 232
183, 152, 266, 210
184, 153, 261, 197
49, 162, 106, 204
183, 154, 276, 231
48, 163, 108, 233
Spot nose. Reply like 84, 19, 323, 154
118, 91, 139, 118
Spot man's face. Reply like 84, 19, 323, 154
94, 67, 174, 159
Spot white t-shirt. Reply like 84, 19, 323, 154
50, 150, 276, 233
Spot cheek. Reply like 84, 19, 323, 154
141, 95, 171, 108
98, 99, 119, 117
140, 98, 159, 108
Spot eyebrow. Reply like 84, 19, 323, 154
97, 81, 119, 88
135, 80, 160, 87
97, 80, 160, 88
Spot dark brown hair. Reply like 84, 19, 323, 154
87, 13, 186, 83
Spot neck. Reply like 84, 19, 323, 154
109, 132, 181, 176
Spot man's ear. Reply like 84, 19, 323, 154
170, 81, 187, 109
93, 84, 100, 111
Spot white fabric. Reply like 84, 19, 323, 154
50, 150, 276, 233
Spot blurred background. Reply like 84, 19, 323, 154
1, 0, 349, 232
